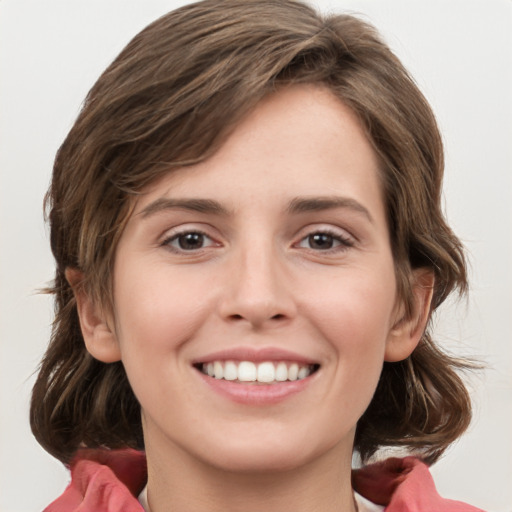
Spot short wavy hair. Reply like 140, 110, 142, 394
31, 0, 472, 465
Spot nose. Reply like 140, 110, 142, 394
218, 242, 297, 330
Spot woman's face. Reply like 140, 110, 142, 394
96, 85, 413, 473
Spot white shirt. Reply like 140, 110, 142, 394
138, 486, 385, 511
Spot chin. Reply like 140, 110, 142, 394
205, 443, 314, 474
192, 423, 343, 475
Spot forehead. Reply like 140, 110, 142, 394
133, 84, 383, 217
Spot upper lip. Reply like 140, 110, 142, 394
192, 347, 319, 365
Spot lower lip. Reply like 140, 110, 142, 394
196, 370, 316, 405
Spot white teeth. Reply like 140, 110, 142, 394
213, 361, 223, 379
288, 363, 299, 381
200, 360, 316, 383
297, 366, 309, 380
224, 361, 238, 381
257, 362, 275, 383
275, 362, 288, 382
238, 361, 257, 381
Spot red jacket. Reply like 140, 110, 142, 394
43, 449, 485, 511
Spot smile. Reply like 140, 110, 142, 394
197, 360, 319, 384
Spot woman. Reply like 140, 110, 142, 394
30, 1, 486, 510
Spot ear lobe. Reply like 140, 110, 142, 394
65, 267, 122, 363
385, 269, 435, 362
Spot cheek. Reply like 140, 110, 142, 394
112, 263, 212, 362
303, 264, 397, 345
110, 270, 211, 416
302, 268, 396, 399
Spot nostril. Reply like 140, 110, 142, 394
227, 312, 287, 324
223, 305, 292, 326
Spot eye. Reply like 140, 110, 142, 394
296, 231, 353, 251
164, 231, 217, 252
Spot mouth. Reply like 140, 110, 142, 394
194, 360, 320, 384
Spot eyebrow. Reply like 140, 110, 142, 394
139, 195, 373, 222
139, 198, 231, 218
287, 196, 373, 222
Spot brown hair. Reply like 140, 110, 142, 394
31, 0, 472, 465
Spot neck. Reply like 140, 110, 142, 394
144, 436, 357, 512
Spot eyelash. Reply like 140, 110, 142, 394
162, 230, 217, 253
161, 227, 354, 254
295, 229, 354, 253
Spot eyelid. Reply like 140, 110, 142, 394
293, 225, 356, 251
160, 224, 222, 253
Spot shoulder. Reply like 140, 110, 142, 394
44, 451, 485, 512
43, 449, 147, 512
352, 457, 486, 512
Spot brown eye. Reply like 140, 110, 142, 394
166, 231, 215, 251
178, 233, 205, 250
308, 233, 335, 250
296, 230, 353, 252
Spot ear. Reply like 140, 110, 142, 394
385, 269, 435, 362
65, 267, 122, 363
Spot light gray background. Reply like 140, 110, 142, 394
1, 1, 511, 511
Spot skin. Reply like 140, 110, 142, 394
70, 84, 433, 512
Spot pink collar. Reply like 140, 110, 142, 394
44, 449, 484, 512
